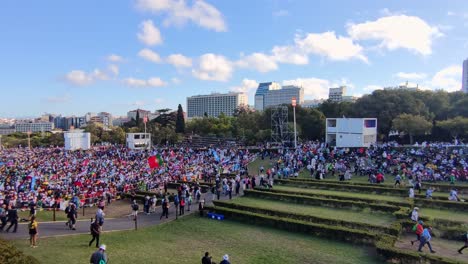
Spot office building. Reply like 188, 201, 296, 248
254, 82, 304, 111
0, 124, 15, 135
15, 122, 54, 133
54, 116, 68, 130
187, 92, 247, 118
463, 58, 468, 93
66, 116, 87, 130
127, 109, 153, 120
98, 112, 113, 127
328, 86, 347, 102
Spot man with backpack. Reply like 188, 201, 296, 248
89, 218, 101, 248
90, 244, 108, 264
410, 220, 424, 245
458, 231, 468, 254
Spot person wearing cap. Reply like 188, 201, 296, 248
220, 254, 230, 264
411, 220, 424, 245
90, 244, 108, 264
411, 207, 419, 222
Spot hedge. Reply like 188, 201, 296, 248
166, 182, 211, 193
414, 198, 468, 211
208, 205, 460, 263
275, 179, 410, 196
0, 238, 39, 264
255, 187, 412, 207
213, 200, 400, 236
243, 189, 401, 213
209, 205, 379, 245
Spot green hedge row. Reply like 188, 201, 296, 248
208, 205, 459, 264
210, 205, 378, 245
166, 182, 211, 193
275, 179, 409, 196
255, 187, 411, 207
212, 200, 400, 236
243, 189, 401, 213
0, 238, 39, 264
414, 198, 468, 211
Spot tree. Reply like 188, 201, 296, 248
392, 114, 432, 144
175, 104, 185, 133
437, 116, 468, 140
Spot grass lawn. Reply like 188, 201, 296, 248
14, 215, 379, 264
247, 157, 276, 176
273, 185, 407, 203
225, 197, 395, 226
421, 208, 468, 224
18, 210, 67, 222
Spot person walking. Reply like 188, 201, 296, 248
96, 207, 105, 228
131, 200, 139, 221
187, 194, 192, 212
89, 218, 101, 248
394, 174, 402, 187
159, 197, 169, 220
0, 204, 7, 231
90, 244, 108, 264
179, 197, 185, 216
201, 252, 213, 264
410, 220, 424, 245
67, 203, 78, 230
418, 227, 436, 253
458, 231, 467, 254
28, 216, 38, 248
411, 207, 419, 222
6, 205, 18, 233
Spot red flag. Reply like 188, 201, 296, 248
148, 156, 158, 169
143, 115, 148, 124
82, 159, 90, 166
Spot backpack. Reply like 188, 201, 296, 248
412, 224, 417, 232
132, 204, 139, 211
462, 233, 468, 242
65, 206, 70, 214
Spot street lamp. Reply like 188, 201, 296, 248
27, 131, 32, 150
292, 97, 297, 149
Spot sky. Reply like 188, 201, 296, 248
1, 0, 467, 118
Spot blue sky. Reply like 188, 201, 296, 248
1, 0, 467, 117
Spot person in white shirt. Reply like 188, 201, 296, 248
411, 207, 419, 222
409, 187, 415, 198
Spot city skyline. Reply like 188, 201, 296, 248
1, 0, 468, 117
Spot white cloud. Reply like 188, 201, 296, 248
271, 45, 309, 65
64, 70, 94, 86
447, 11, 455, 16
273, 10, 289, 17
138, 48, 162, 63
295, 31, 368, 62
230, 78, 258, 94
167, 54, 192, 68
108, 64, 119, 76
137, 20, 163, 46
431, 65, 462, 92
192, 53, 233, 81
347, 15, 441, 55
45, 94, 71, 103
236, 53, 278, 73
135, 0, 227, 32
123, 77, 167, 87
107, 54, 123, 62
92, 69, 109, 80
147, 77, 167, 87
171, 77, 181, 84
363, 85, 383, 92
395, 72, 427, 80
283, 78, 331, 99
132, 100, 147, 106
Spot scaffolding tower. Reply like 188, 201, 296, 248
271, 106, 292, 146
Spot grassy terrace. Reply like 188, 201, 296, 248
14, 215, 379, 264
272, 185, 407, 203
421, 208, 468, 224
223, 197, 395, 226
247, 157, 276, 175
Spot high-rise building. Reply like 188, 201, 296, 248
98, 112, 113, 127
328, 86, 347, 102
187, 92, 247, 118
463, 58, 468, 93
53, 116, 67, 130
15, 122, 54, 133
254, 82, 304, 111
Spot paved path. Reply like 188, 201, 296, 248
0, 190, 243, 240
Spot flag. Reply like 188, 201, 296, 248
143, 115, 148, 124
82, 159, 90, 166
148, 155, 164, 169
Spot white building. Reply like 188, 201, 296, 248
463, 58, 468, 93
325, 118, 377, 148
64, 130, 91, 150
126, 133, 151, 150
328, 86, 346, 102
98, 112, 113, 127
254, 82, 304, 111
187, 92, 247, 118
15, 122, 54, 133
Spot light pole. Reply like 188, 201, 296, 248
27, 131, 32, 150
292, 97, 297, 149
0, 135, 2, 149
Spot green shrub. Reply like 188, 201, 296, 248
243, 189, 401, 213
0, 238, 39, 264
414, 198, 468, 211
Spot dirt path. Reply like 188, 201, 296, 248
394, 234, 467, 262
